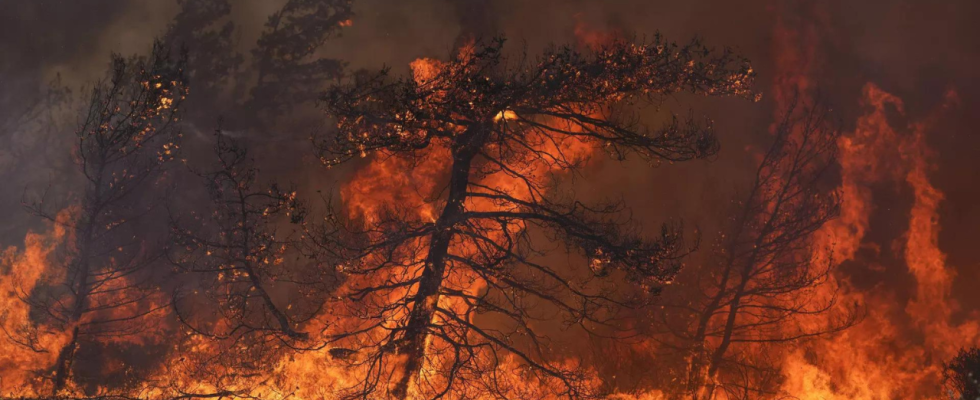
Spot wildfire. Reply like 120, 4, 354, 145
770, 5, 979, 398
493, 109, 517, 122
8, 3, 974, 399
334, 44, 605, 398
776, 82, 978, 400
0, 206, 174, 397
0, 209, 73, 396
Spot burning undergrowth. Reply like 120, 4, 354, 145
1, 1, 978, 399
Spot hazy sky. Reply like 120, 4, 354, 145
2, 0, 979, 310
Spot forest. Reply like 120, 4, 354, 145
1, 1, 979, 399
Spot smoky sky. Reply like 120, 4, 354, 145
2, 0, 979, 316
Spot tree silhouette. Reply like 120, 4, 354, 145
163, 0, 243, 119
23, 42, 187, 394
163, 0, 352, 127
944, 347, 980, 400
655, 100, 857, 399
248, 0, 353, 117
169, 132, 315, 341
311, 37, 756, 399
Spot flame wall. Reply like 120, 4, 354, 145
2, 0, 980, 398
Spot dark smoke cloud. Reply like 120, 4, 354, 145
1, 0, 978, 386
448, 0, 499, 40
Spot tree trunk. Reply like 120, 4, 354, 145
701, 268, 751, 400
238, 191, 306, 339
52, 219, 95, 394
391, 133, 480, 399
244, 263, 306, 339
689, 249, 740, 399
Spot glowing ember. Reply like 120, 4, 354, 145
2, 3, 977, 400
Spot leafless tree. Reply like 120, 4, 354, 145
169, 132, 318, 341
23, 42, 187, 394
655, 100, 858, 399
310, 36, 756, 399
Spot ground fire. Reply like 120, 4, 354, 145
1, 1, 978, 399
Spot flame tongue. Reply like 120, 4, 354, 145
778, 82, 979, 399
0, 209, 74, 396
335, 48, 603, 398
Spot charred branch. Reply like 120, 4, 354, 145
311, 36, 756, 399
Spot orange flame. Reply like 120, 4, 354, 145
331, 43, 607, 398
0, 209, 73, 396
780, 83, 978, 400
755, 5, 980, 396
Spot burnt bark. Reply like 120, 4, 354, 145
391, 128, 486, 398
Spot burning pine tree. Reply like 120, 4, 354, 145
310, 37, 756, 398
20, 42, 187, 395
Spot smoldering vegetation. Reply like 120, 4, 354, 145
1, 1, 979, 399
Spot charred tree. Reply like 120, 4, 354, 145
169, 133, 316, 341
657, 100, 858, 399
944, 347, 980, 400
23, 42, 187, 394
248, 0, 353, 117
163, 0, 243, 121
162, 0, 351, 129
312, 37, 756, 399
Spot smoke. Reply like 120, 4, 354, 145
2, 0, 979, 397
447, 0, 498, 40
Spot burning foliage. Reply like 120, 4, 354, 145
652, 98, 858, 399
8, 41, 188, 396
309, 36, 755, 398
1, 1, 978, 400
762, 5, 980, 399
